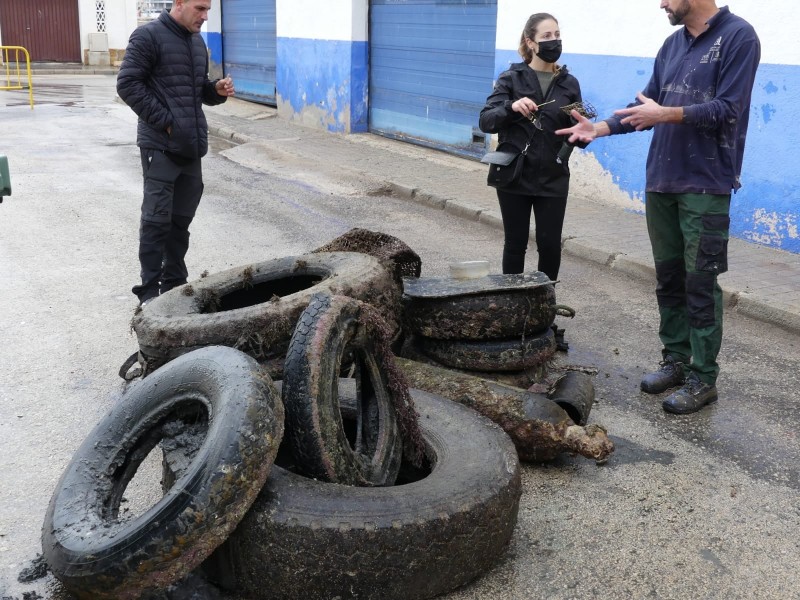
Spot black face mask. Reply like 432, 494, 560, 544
535, 39, 562, 63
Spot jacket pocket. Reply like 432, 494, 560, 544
166, 114, 198, 159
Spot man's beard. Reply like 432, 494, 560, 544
667, 0, 691, 26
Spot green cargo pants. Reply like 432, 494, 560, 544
645, 192, 731, 385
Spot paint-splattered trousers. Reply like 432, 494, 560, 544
645, 192, 731, 386
132, 149, 204, 304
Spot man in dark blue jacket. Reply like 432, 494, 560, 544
557, 1, 760, 414
117, 0, 234, 307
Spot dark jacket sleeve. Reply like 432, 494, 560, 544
682, 29, 760, 133
116, 27, 172, 132
479, 71, 523, 134
201, 52, 227, 106
202, 79, 225, 105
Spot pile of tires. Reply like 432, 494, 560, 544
44, 292, 522, 600
401, 271, 559, 374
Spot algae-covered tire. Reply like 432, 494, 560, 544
403, 284, 556, 340
132, 252, 401, 372
282, 294, 403, 486
416, 327, 556, 372
41, 346, 284, 600
197, 389, 521, 600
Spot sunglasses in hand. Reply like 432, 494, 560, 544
527, 100, 555, 130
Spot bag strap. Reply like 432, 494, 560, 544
518, 118, 539, 156
520, 126, 537, 156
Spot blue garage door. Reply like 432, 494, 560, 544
221, 0, 277, 105
369, 0, 497, 157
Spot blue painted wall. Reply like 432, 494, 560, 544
494, 50, 800, 253
202, 31, 223, 79
276, 37, 368, 133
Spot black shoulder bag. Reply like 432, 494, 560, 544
481, 123, 537, 189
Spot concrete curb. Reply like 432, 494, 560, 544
735, 294, 800, 334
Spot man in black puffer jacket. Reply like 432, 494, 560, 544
117, 0, 234, 306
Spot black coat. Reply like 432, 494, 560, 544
479, 62, 584, 197
117, 10, 226, 160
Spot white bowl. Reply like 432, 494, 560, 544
449, 260, 490, 279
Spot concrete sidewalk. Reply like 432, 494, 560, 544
205, 98, 800, 335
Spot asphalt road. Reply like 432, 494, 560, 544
1, 75, 798, 600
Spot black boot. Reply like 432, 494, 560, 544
640, 355, 685, 394
551, 324, 568, 352
662, 373, 718, 414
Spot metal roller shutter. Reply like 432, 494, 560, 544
369, 0, 497, 157
221, 0, 277, 105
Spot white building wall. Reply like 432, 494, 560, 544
276, 0, 367, 42
78, 0, 138, 64
496, 0, 798, 65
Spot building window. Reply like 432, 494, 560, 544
95, 0, 107, 32
138, 1, 171, 21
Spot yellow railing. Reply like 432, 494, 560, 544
1, 46, 34, 109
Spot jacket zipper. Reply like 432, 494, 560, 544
187, 36, 200, 157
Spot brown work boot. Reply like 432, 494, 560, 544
662, 373, 718, 414
640, 355, 685, 394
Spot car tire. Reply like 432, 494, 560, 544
41, 346, 284, 600
132, 252, 401, 374
415, 327, 556, 372
282, 294, 403, 486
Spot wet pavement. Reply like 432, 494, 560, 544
1, 73, 799, 600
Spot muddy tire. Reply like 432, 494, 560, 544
132, 252, 401, 372
282, 294, 403, 486
415, 327, 556, 372
195, 389, 521, 600
403, 284, 556, 340
41, 346, 284, 600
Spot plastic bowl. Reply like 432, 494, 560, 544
449, 260, 490, 279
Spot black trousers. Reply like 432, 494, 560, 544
132, 149, 203, 303
497, 190, 567, 281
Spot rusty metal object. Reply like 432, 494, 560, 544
402, 282, 557, 340
548, 370, 595, 426
403, 271, 552, 299
394, 357, 614, 463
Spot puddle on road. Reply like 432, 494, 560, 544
1, 81, 115, 109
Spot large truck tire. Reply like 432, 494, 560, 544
163, 389, 521, 600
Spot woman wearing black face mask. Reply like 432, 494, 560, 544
479, 13, 585, 286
